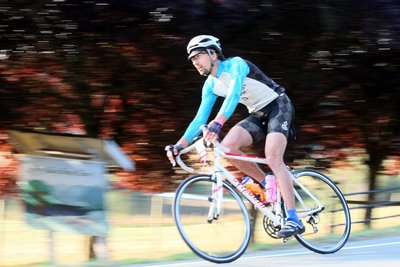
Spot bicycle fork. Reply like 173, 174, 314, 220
207, 172, 223, 223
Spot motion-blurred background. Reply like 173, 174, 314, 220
0, 1, 399, 266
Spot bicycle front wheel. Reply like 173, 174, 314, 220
286, 169, 351, 254
173, 174, 251, 263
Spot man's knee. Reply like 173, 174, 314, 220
221, 139, 241, 152
222, 126, 253, 152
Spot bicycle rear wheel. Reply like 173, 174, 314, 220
286, 169, 351, 254
173, 174, 251, 263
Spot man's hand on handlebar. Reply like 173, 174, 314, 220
203, 120, 223, 145
165, 143, 183, 166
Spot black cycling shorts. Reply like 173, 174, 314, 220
236, 93, 295, 144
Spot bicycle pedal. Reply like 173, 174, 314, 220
282, 236, 294, 243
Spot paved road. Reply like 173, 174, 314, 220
127, 236, 400, 267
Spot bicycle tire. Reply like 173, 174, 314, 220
173, 174, 251, 263
284, 169, 351, 254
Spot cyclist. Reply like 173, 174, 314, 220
166, 35, 304, 238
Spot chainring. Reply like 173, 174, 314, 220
262, 215, 281, 239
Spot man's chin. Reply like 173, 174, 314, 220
198, 69, 208, 76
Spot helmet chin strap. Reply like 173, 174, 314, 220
203, 49, 216, 76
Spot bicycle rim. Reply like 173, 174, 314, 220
173, 174, 251, 263
287, 169, 351, 254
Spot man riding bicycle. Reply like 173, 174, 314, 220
166, 35, 304, 238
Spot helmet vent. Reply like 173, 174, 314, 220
200, 38, 211, 43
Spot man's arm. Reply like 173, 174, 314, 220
181, 79, 218, 145
214, 57, 250, 123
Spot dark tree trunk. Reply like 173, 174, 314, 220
364, 144, 386, 227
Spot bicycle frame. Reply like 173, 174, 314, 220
177, 138, 284, 226
172, 136, 351, 258
223, 153, 326, 224
175, 137, 327, 230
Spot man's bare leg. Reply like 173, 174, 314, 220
221, 126, 266, 182
265, 132, 305, 238
264, 132, 295, 209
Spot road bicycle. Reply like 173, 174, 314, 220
170, 136, 351, 263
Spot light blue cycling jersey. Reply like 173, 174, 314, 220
183, 56, 285, 143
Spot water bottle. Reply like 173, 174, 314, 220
264, 174, 277, 203
241, 176, 265, 202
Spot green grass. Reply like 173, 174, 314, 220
2, 163, 399, 266
2, 218, 399, 267
348, 224, 400, 240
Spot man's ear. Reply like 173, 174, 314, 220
210, 50, 218, 60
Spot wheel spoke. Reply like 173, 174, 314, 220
173, 175, 251, 263
286, 170, 351, 254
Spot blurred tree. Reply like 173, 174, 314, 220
299, 47, 400, 226
0, 0, 399, 215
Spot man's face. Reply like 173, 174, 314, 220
190, 51, 212, 76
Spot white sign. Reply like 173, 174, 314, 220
19, 155, 108, 236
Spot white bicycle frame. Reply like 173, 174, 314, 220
175, 137, 324, 229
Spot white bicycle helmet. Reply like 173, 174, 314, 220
187, 35, 222, 59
